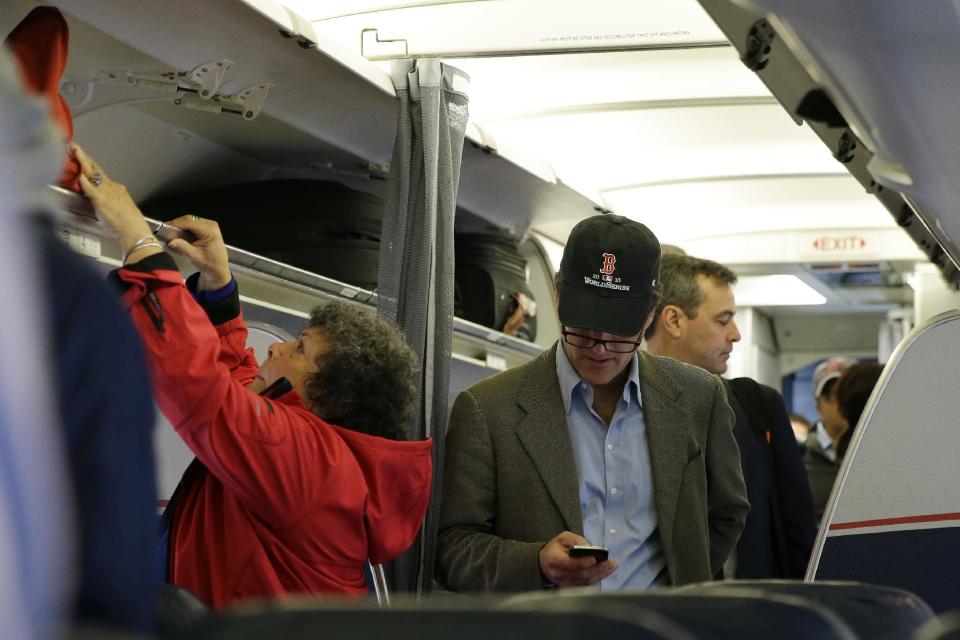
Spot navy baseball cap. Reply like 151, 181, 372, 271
557, 214, 661, 337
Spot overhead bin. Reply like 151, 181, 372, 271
695, 0, 960, 288
52, 185, 541, 359
30, 0, 598, 239
302, 0, 729, 58
0, 0, 584, 354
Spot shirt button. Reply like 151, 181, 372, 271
610, 488, 618, 495
607, 444, 614, 451
609, 528, 617, 535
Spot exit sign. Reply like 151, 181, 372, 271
812, 235, 868, 252
797, 231, 881, 261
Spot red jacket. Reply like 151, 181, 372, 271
114, 255, 432, 609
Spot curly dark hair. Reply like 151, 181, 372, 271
302, 301, 417, 441
644, 254, 738, 340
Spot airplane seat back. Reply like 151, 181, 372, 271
809, 310, 960, 612
679, 579, 934, 640
502, 590, 857, 640
187, 604, 686, 640
915, 610, 960, 640
154, 584, 210, 640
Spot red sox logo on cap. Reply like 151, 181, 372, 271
600, 253, 616, 275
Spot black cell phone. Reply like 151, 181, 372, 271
569, 545, 609, 561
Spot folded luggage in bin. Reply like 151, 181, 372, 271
142, 180, 383, 291
455, 232, 537, 342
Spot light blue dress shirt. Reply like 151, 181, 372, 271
814, 421, 836, 462
555, 343, 667, 591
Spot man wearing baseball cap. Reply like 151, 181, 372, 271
805, 356, 856, 520
436, 214, 749, 592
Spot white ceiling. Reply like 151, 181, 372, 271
283, 0, 913, 264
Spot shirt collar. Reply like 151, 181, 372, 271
555, 342, 642, 415
815, 421, 835, 452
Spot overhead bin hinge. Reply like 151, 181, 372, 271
742, 19, 776, 72
188, 59, 233, 99
308, 160, 389, 181
91, 60, 270, 121
231, 84, 274, 121
173, 83, 273, 121
360, 28, 409, 59
64, 70, 183, 113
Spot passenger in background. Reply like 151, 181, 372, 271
834, 363, 884, 462
645, 254, 815, 579
437, 215, 748, 592
0, 45, 77, 640
805, 357, 855, 521
74, 147, 433, 610
789, 413, 812, 446
1, 32, 157, 634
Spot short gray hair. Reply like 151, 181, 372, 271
644, 254, 737, 340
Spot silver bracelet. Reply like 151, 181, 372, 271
123, 235, 163, 264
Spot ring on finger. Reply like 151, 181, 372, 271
190, 215, 200, 221
90, 172, 103, 187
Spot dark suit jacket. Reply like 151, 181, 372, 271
804, 427, 839, 522
436, 346, 749, 592
724, 380, 816, 578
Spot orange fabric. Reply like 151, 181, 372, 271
5, 7, 81, 191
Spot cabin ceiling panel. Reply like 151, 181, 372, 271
605, 175, 897, 244
292, 0, 726, 57
478, 105, 845, 198
443, 48, 769, 121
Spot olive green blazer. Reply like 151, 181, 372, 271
436, 345, 749, 592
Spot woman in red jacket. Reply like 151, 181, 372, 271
74, 145, 433, 610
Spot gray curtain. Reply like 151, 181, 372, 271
377, 59, 469, 594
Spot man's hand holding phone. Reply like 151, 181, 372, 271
538, 531, 616, 587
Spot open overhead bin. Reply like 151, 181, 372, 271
24, 0, 597, 237
695, 0, 960, 288
0, 0, 581, 357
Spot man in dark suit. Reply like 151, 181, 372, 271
645, 254, 816, 578
436, 215, 749, 592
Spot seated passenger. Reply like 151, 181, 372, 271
74, 146, 433, 609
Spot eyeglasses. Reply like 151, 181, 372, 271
561, 330, 641, 353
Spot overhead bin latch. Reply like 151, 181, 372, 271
360, 28, 409, 59
188, 59, 233, 99
742, 19, 776, 72
834, 130, 858, 164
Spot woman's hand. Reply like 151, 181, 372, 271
74, 145, 154, 250
164, 216, 232, 291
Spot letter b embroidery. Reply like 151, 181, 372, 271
600, 253, 616, 275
